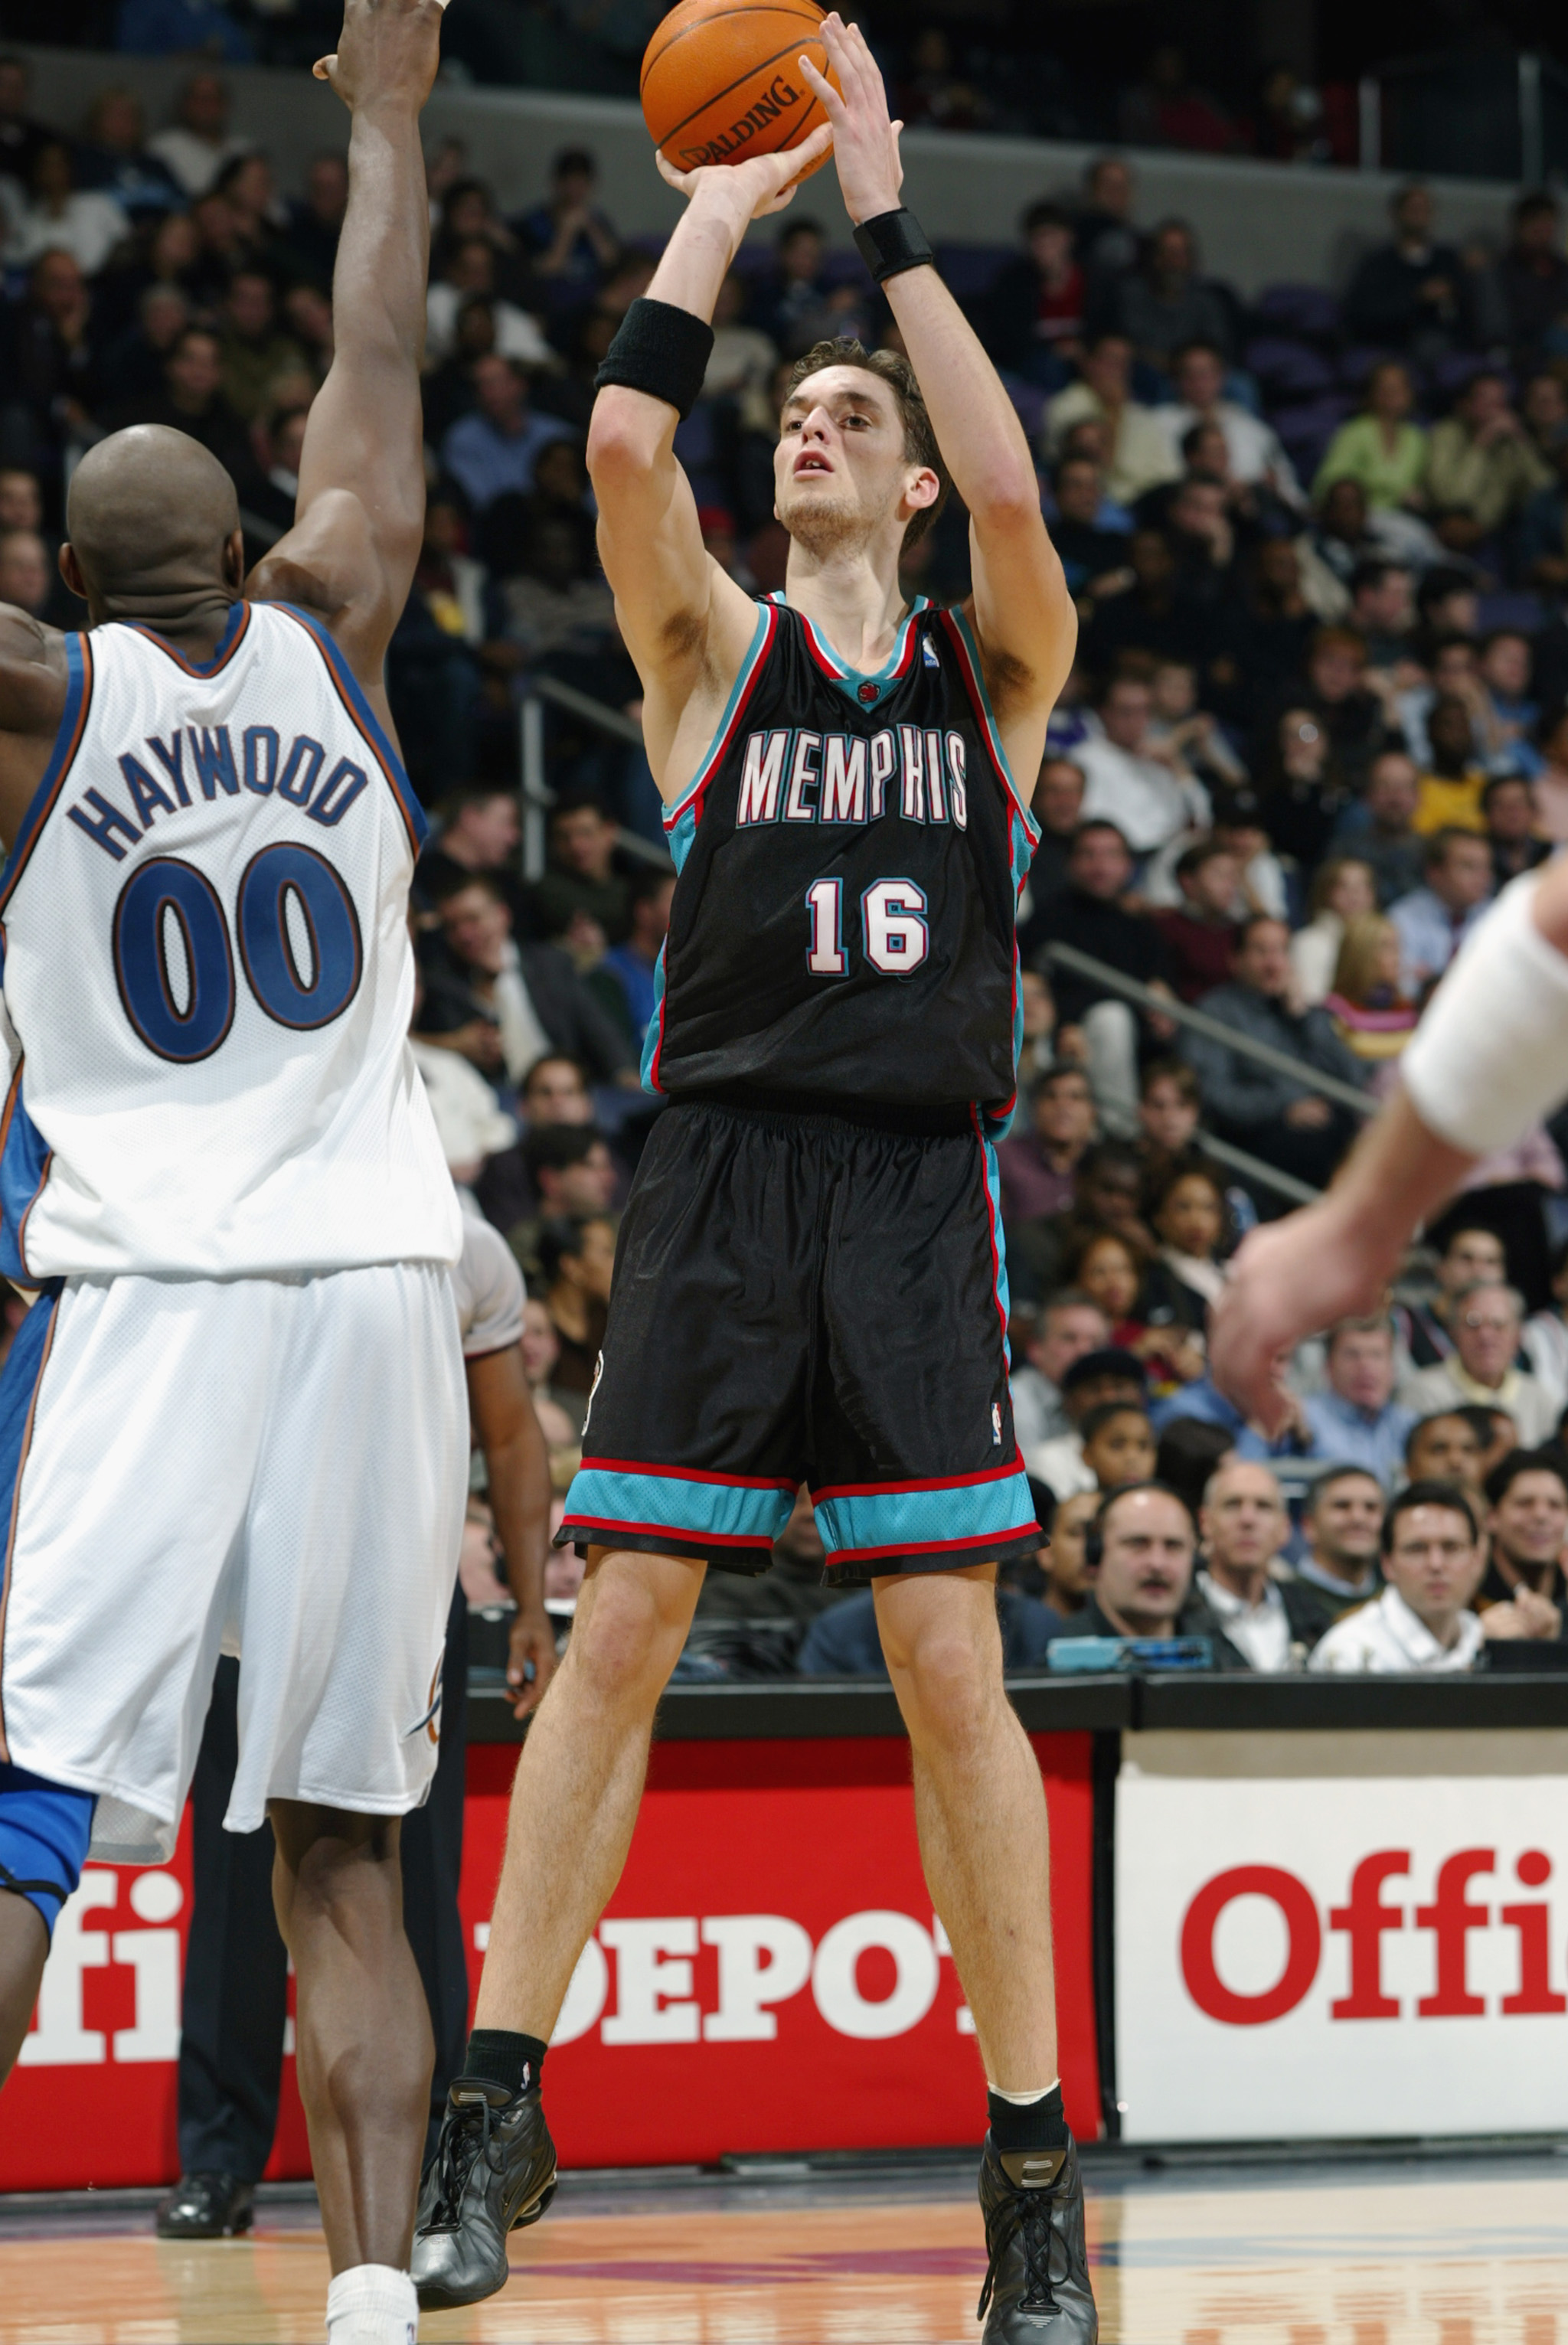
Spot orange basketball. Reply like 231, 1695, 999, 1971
641, 0, 839, 181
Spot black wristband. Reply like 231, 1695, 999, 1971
593, 296, 715, 420
852, 207, 935, 285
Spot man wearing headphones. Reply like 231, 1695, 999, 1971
1050, 1482, 1240, 1655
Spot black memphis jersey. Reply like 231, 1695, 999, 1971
644, 595, 1040, 1123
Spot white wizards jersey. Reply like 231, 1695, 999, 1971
0, 601, 460, 1280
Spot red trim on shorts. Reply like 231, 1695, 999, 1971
580, 1455, 798, 1491
824, 1520, 1041, 1565
560, 1513, 776, 1550
810, 1458, 1023, 1502
970, 1103, 1012, 1363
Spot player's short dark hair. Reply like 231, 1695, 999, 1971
783, 337, 951, 553
1382, 1478, 1478, 1553
1485, 1445, 1568, 1507
523, 1123, 603, 1182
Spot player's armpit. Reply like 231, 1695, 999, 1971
246, 486, 397, 665
964, 507, 1077, 743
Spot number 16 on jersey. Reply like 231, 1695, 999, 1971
805, 877, 930, 978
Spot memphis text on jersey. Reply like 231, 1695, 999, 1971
734, 724, 971, 829
67, 722, 369, 861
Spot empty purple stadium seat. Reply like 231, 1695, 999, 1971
1271, 393, 1357, 475
1254, 284, 1343, 343
1243, 338, 1336, 400
934, 244, 1013, 300
1338, 345, 1400, 393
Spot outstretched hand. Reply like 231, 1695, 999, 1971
313, 0, 444, 111
655, 123, 834, 219
799, 11, 903, 226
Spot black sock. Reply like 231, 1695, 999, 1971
462, 2029, 547, 2098
987, 2084, 1067, 2154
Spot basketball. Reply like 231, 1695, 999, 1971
641, 0, 839, 181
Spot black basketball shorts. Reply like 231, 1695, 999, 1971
557, 1095, 1041, 1582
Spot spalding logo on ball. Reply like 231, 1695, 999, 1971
641, 0, 841, 177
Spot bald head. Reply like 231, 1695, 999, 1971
65, 426, 241, 610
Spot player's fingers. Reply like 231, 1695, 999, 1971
312, 51, 338, 80
654, 147, 695, 191
797, 54, 845, 118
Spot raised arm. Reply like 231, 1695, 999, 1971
586, 127, 829, 802
802, 17, 1076, 779
247, 0, 442, 709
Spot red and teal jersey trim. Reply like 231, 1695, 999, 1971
560, 1455, 799, 1555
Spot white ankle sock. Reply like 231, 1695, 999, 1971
325, 2264, 417, 2345
987, 2077, 1061, 2105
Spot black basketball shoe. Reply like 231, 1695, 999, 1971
154, 2172, 255, 2239
977, 2130, 1097, 2340
411, 2076, 558, 2311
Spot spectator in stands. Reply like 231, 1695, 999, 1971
0, 55, 51, 192
1075, 672, 1211, 855
1302, 1318, 1415, 1483
1283, 626, 1388, 795
1010, 1289, 1112, 1452
1153, 340, 1299, 503
1289, 856, 1377, 1007
1296, 1468, 1385, 1615
1481, 777, 1549, 891
1405, 1408, 1485, 1494
112, 323, 259, 498
600, 869, 675, 1051
1044, 333, 1179, 508
1389, 827, 1493, 993
0, 527, 51, 627
1028, 820, 1178, 1125
517, 147, 619, 318
1049, 1482, 1217, 1644
1152, 837, 1242, 1002
997, 1065, 1096, 1225
78, 77, 170, 198
217, 269, 305, 423
1119, 47, 1238, 155
1475, 632, 1542, 777
1026, 1347, 1150, 1493
1066, 1223, 1204, 1392
1314, 360, 1429, 514
423, 875, 633, 1085
1137, 1057, 1201, 1163
1024, 755, 1085, 905
5, 139, 128, 279
1478, 1449, 1567, 1635
518, 1297, 581, 1448
1112, 217, 1233, 371
518, 1053, 595, 1129
1075, 153, 1140, 284
1040, 1488, 1100, 1619
1197, 1459, 1326, 1667
797, 1568, 1058, 1677
1154, 1415, 1234, 1514
1523, 1238, 1568, 1411
415, 785, 531, 936
1324, 913, 1417, 1079
441, 355, 574, 512
101, 282, 191, 411
1521, 439, 1568, 596
1143, 1155, 1228, 1326
1347, 560, 1416, 673
1426, 371, 1552, 554
1522, 367, 1568, 461
1400, 1223, 1507, 1371
521, 1124, 616, 1221
499, 511, 617, 667
534, 794, 632, 942
146, 72, 247, 200
1343, 184, 1468, 361
535, 1213, 616, 1396
1402, 1281, 1558, 1446
1083, 527, 1214, 671
1494, 191, 1568, 364
1412, 694, 1487, 836
1050, 456, 1134, 606
279, 152, 347, 292
426, 239, 554, 370
1310, 1482, 1485, 1673
1338, 748, 1425, 906
1080, 1398, 1158, 1492
1184, 915, 1365, 1190
985, 201, 1085, 388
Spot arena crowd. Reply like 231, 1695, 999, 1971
5, 52, 1568, 1678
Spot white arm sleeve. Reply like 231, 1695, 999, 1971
1400, 870, 1568, 1155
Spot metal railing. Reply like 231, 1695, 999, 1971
518, 672, 668, 881
1040, 942, 1377, 1119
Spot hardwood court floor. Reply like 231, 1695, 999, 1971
1, 2153, 1566, 2343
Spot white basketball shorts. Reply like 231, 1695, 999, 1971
0, 1262, 468, 1862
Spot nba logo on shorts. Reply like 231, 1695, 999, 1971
922, 638, 940, 667
991, 1403, 1001, 1445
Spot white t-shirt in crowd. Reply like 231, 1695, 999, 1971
1308, 1584, 1484, 1674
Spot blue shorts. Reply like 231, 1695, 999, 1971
0, 1761, 95, 1938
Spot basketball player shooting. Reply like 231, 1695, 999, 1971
1212, 857, 1568, 1429
0, 5, 482, 2341
413, 18, 1093, 2338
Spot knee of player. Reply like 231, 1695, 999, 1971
883, 1612, 1000, 1739
571, 1570, 690, 1706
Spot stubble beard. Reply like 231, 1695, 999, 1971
777, 478, 876, 562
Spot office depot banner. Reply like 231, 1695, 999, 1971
1116, 1729, 1568, 2143
0, 1731, 1098, 2190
